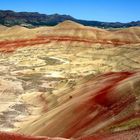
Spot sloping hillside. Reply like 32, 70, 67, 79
0, 21, 140, 140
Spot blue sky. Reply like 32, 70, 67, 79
0, 0, 140, 22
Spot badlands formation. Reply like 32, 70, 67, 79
0, 21, 140, 139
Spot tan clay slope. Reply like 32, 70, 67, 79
16, 72, 140, 139
0, 21, 140, 140
107, 27, 140, 43
0, 25, 140, 53
0, 25, 37, 41
38, 21, 140, 42
55, 20, 85, 28
39, 21, 111, 40
0, 20, 140, 42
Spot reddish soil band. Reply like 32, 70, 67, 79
0, 132, 69, 140
0, 36, 139, 53
0, 72, 139, 139
62, 72, 136, 138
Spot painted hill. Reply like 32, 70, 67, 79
0, 21, 140, 53
0, 20, 140, 140
16, 71, 140, 139
55, 20, 84, 28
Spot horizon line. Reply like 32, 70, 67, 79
0, 9, 140, 24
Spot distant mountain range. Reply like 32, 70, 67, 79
0, 10, 140, 28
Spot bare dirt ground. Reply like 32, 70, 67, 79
0, 21, 140, 139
